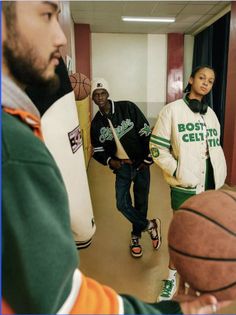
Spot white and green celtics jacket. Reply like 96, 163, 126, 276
150, 98, 227, 194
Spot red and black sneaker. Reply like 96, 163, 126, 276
130, 237, 143, 258
148, 218, 162, 250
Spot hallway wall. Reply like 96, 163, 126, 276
91, 33, 194, 127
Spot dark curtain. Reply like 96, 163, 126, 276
192, 12, 230, 143
212, 13, 230, 137
192, 26, 213, 68
192, 25, 214, 106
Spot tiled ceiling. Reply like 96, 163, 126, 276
70, 1, 231, 35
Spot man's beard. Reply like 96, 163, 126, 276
3, 34, 60, 95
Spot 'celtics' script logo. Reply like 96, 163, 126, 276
99, 119, 134, 143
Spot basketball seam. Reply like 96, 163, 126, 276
169, 245, 236, 261
179, 207, 236, 237
193, 280, 236, 294
221, 190, 236, 202
169, 245, 236, 295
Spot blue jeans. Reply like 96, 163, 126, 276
115, 164, 150, 238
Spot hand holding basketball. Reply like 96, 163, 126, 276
168, 190, 236, 301
69, 72, 91, 101
178, 293, 233, 314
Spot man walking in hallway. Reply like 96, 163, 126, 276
90, 78, 161, 258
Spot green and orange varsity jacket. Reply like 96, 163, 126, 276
2, 75, 182, 314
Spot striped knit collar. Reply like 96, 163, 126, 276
1, 74, 40, 118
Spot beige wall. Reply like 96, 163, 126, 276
91, 33, 147, 116
147, 34, 167, 127
91, 32, 193, 126
59, 2, 76, 73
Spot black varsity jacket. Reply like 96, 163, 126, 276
90, 100, 153, 168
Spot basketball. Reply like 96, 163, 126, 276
168, 190, 236, 301
69, 72, 91, 101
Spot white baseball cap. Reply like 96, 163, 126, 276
91, 78, 110, 96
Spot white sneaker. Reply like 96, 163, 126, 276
157, 278, 177, 301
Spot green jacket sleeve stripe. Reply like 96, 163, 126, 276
150, 138, 170, 149
151, 134, 170, 144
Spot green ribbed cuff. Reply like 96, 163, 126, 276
153, 300, 183, 314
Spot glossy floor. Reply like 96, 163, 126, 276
79, 159, 236, 314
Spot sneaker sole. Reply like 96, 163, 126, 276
153, 218, 162, 250
153, 236, 162, 250
130, 250, 143, 258
157, 295, 173, 302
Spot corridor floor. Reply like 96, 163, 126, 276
79, 158, 236, 314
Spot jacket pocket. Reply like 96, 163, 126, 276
176, 157, 199, 188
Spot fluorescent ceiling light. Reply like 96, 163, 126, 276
122, 16, 175, 23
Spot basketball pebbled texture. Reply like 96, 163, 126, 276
168, 190, 236, 301
69, 72, 91, 101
